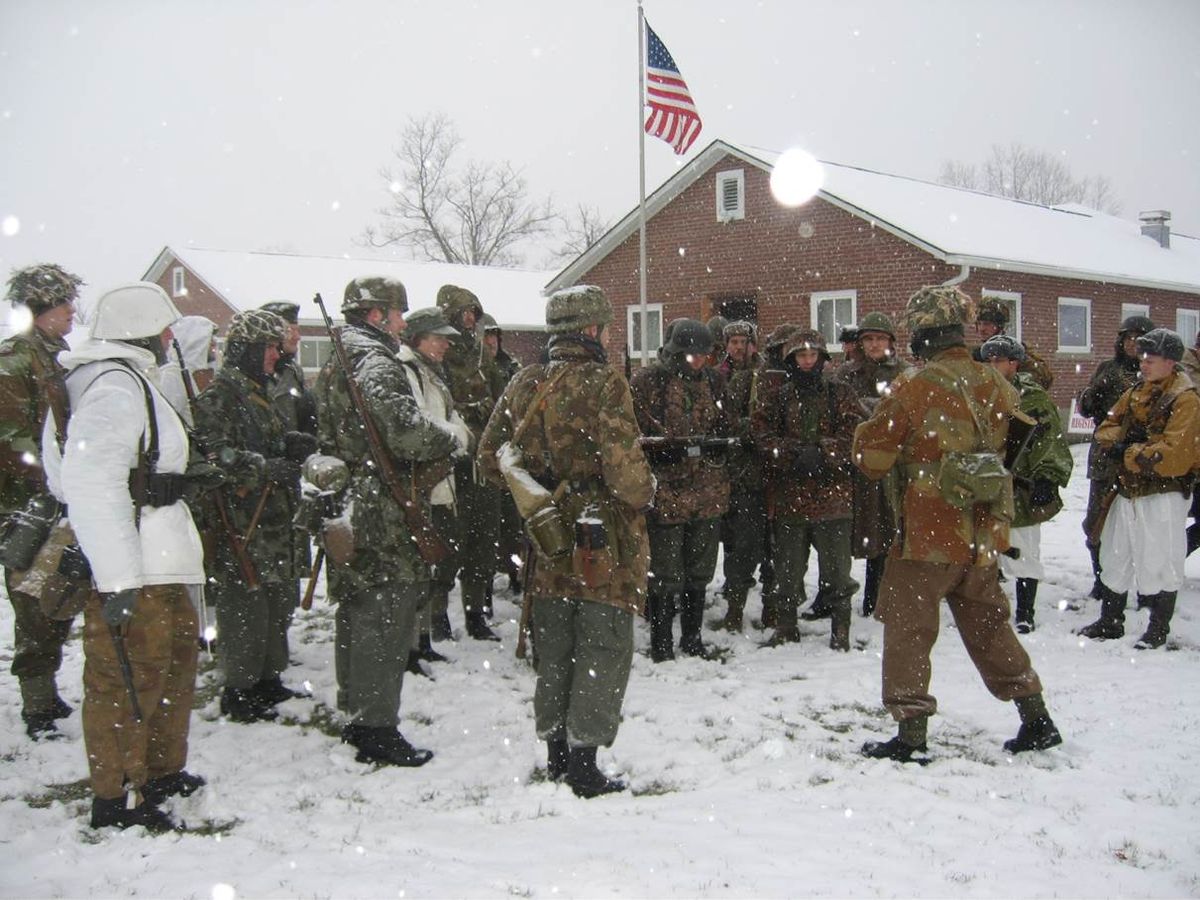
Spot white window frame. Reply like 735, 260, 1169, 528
1057, 297, 1092, 354
1177, 308, 1200, 345
299, 335, 333, 374
626, 302, 664, 366
171, 266, 186, 297
715, 169, 745, 222
810, 289, 857, 352
981, 289, 1022, 342
1121, 301, 1150, 324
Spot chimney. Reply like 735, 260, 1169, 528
1139, 209, 1171, 249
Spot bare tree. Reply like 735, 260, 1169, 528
548, 203, 612, 265
938, 143, 1123, 214
362, 113, 557, 266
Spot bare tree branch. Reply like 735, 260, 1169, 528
938, 143, 1123, 214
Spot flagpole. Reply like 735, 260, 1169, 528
637, 0, 649, 367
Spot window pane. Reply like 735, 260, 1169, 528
816, 299, 836, 344
1059, 305, 1087, 348
835, 297, 853, 331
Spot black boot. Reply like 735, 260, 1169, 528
417, 632, 449, 663
648, 592, 675, 663
1015, 578, 1038, 634
1135, 591, 1176, 649
431, 611, 454, 642
1188, 523, 1200, 557
22, 711, 61, 740
718, 588, 747, 633
483, 580, 495, 619
1077, 583, 1127, 640
800, 585, 832, 621
406, 650, 434, 679
343, 724, 433, 767
1005, 694, 1063, 753
678, 589, 711, 658
465, 607, 500, 642
830, 605, 851, 652
51, 695, 73, 719
220, 686, 279, 723
142, 771, 206, 806
546, 738, 569, 782
566, 746, 626, 798
1087, 543, 1104, 600
253, 676, 309, 706
759, 589, 779, 630
861, 556, 884, 618
862, 717, 928, 763
90, 795, 179, 833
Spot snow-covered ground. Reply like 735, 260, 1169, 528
2, 443, 1198, 899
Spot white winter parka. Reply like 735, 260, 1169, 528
397, 343, 472, 507
42, 338, 206, 593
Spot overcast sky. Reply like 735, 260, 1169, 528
2, 0, 1198, 320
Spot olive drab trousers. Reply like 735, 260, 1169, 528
214, 580, 292, 690
874, 558, 1043, 722
533, 597, 634, 748
5, 569, 72, 711
773, 516, 857, 628
81, 585, 198, 800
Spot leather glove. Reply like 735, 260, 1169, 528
100, 588, 139, 628
1030, 478, 1056, 507
283, 431, 319, 464
792, 444, 825, 478
1134, 449, 1162, 476
264, 456, 301, 486
183, 460, 227, 494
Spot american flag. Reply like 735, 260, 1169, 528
644, 21, 702, 156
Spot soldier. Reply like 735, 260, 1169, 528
980, 335, 1073, 633
753, 329, 862, 650
853, 285, 1062, 762
477, 285, 654, 797
1077, 314, 1154, 601
831, 312, 913, 618
705, 315, 729, 368
630, 318, 730, 661
194, 310, 315, 722
435, 284, 502, 642
717, 321, 766, 632
1078, 328, 1200, 649
481, 313, 524, 597
397, 307, 472, 670
44, 282, 206, 831
259, 301, 318, 435
973, 297, 1054, 390
159, 315, 218, 427
0, 263, 80, 738
316, 276, 457, 766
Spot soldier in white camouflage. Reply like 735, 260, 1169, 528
478, 285, 654, 797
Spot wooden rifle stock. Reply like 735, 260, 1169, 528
301, 547, 324, 610
172, 339, 261, 591
312, 294, 451, 565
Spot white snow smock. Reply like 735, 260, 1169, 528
42, 338, 206, 593
397, 343, 471, 507
158, 315, 217, 426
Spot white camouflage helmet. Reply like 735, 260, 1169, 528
89, 282, 181, 341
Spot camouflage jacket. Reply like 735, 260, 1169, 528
1095, 369, 1200, 500
487, 348, 522, 398
752, 368, 861, 522
194, 366, 302, 583
724, 355, 765, 493
853, 345, 1019, 566
315, 322, 459, 589
630, 361, 730, 524
270, 355, 318, 435
1080, 354, 1141, 481
0, 328, 68, 514
478, 336, 654, 613
443, 329, 500, 437
1009, 371, 1073, 526
832, 355, 912, 556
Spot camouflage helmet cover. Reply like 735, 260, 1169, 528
480, 312, 502, 333
1136, 327, 1185, 362
764, 323, 801, 351
979, 334, 1026, 362
7, 263, 84, 314
723, 320, 756, 342
436, 284, 483, 319
343, 276, 408, 313
976, 297, 1010, 326
782, 328, 830, 362
857, 311, 896, 339
663, 318, 714, 356
404, 306, 459, 339
1119, 314, 1155, 337
259, 301, 300, 323
706, 315, 729, 348
544, 285, 612, 334
904, 285, 973, 331
227, 309, 287, 344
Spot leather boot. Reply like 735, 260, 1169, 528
1005, 695, 1062, 753
343, 724, 433, 767
1135, 591, 1176, 649
90, 795, 179, 833
220, 686, 278, 723
566, 746, 626, 798
678, 589, 710, 658
253, 675, 309, 706
463, 581, 500, 641
1077, 583, 1127, 640
417, 632, 449, 663
1087, 543, 1104, 600
718, 587, 747, 633
483, 579, 495, 619
1015, 578, 1038, 634
648, 592, 675, 662
830, 605, 851, 652
759, 590, 778, 630
800, 585, 832, 621
546, 738, 569, 782
1187, 522, 1200, 557
142, 771, 206, 806
862, 716, 928, 762
431, 611, 454, 642
861, 555, 884, 617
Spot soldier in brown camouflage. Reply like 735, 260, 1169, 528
0, 264, 80, 738
853, 285, 1062, 762
478, 285, 654, 798
630, 318, 730, 662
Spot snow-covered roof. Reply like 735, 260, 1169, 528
145, 247, 554, 329
548, 139, 1200, 296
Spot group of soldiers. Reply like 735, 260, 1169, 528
2, 258, 1197, 830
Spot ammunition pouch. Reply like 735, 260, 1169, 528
0, 493, 62, 571
9, 518, 92, 620
936, 451, 1014, 522
130, 472, 187, 509
321, 513, 356, 567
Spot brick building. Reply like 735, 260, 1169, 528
143, 246, 552, 379
547, 140, 1200, 409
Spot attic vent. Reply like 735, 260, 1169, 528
715, 169, 745, 222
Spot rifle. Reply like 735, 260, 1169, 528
625, 345, 633, 382
313, 294, 451, 565
638, 435, 745, 465
109, 625, 143, 723
515, 539, 536, 661
301, 547, 324, 610
171, 339, 261, 591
